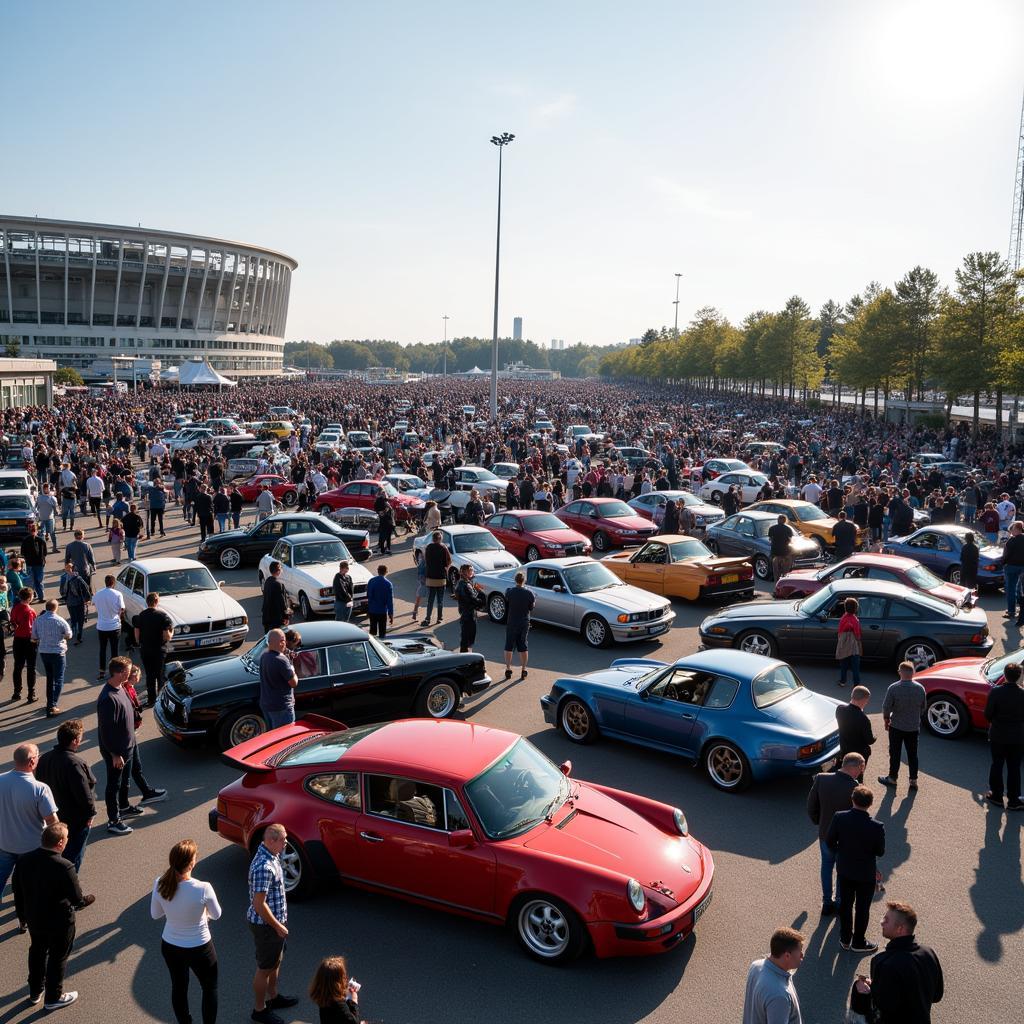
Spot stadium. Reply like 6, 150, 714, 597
0, 215, 296, 379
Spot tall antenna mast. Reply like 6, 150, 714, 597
1010, 87, 1024, 271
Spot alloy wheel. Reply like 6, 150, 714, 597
517, 899, 571, 959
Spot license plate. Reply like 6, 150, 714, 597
721, 574, 739, 584
197, 636, 222, 647
693, 890, 713, 924
0, 519, 14, 526
648, 623, 666, 635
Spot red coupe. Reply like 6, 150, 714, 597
556, 498, 658, 552
915, 649, 1022, 739
235, 474, 298, 506
773, 552, 975, 607
315, 479, 424, 523
211, 716, 713, 962
484, 510, 592, 561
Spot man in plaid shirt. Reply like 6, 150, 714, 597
246, 823, 297, 1024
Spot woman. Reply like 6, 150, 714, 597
309, 955, 360, 1024
534, 481, 552, 512
0, 577, 9, 680
661, 498, 680, 535
151, 839, 221, 1024
421, 499, 442, 535
835, 597, 862, 688
377, 501, 394, 555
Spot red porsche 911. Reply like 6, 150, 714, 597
211, 716, 713, 962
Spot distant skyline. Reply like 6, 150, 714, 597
4, 0, 1023, 348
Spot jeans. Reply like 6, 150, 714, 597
819, 839, 837, 904
101, 748, 131, 822
40, 651, 66, 709
39, 519, 57, 550
125, 536, 139, 560
231, 512, 241, 529
989, 741, 1023, 804
425, 585, 445, 620
98, 628, 120, 673
839, 654, 861, 686
60, 498, 76, 526
888, 727, 920, 780
838, 876, 875, 945
459, 614, 477, 652
161, 939, 219, 1024
12, 636, 36, 697
63, 823, 90, 874
28, 922, 75, 1003
963, 504, 976, 524
1005, 565, 1023, 618
0, 848, 23, 913
28, 564, 44, 601
265, 707, 295, 729
216, 513, 228, 533
67, 603, 85, 640
125, 744, 154, 804
334, 600, 352, 622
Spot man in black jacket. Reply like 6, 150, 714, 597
21, 522, 48, 602
12, 822, 95, 1010
806, 753, 863, 915
35, 720, 96, 873
832, 510, 858, 561
133, 592, 174, 706
261, 561, 290, 635
1002, 521, 1024, 623
826, 785, 885, 953
453, 564, 486, 653
837, 685, 876, 772
332, 559, 354, 622
767, 515, 793, 582
984, 660, 1024, 809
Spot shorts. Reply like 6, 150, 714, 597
505, 623, 530, 653
249, 921, 286, 970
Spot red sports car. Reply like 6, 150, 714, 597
916, 649, 1022, 739
211, 716, 713, 962
235, 474, 298, 506
484, 510, 592, 561
556, 498, 658, 552
315, 479, 424, 523
773, 552, 975, 606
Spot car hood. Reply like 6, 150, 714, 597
585, 584, 671, 612
386, 634, 459, 662
206, 528, 249, 545
523, 784, 703, 905
167, 654, 253, 697
159, 590, 244, 625
531, 528, 589, 545
461, 549, 520, 572
599, 515, 656, 532
758, 688, 842, 735
703, 599, 804, 625
285, 560, 372, 586
915, 656, 988, 684
573, 663, 657, 692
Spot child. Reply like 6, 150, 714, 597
308, 955, 360, 1024
108, 517, 125, 565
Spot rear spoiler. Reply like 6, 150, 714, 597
220, 714, 346, 772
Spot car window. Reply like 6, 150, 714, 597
839, 565, 869, 579
255, 521, 284, 538
489, 514, 507, 529
634, 543, 667, 565
277, 545, 291, 566
704, 677, 739, 709
647, 668, 716, 704
855, 595, 888, 618
364, 641, 386, 669
935, 535, 954, 552
528, 567, 563, 591
272, 540, 288, 560
444, 789, 471, 831
283, 520, 311, 535
909, 532, 937, 549
579, 502, 596, 516
561, 502, 581, 516
292, 647, 326, 679
305, 772, 361, 809
327, 642, 370, 675
131, 571, 144, 596
736, 517, 755, 538
751, 664, 804, 708
117, 567, 132, 587
365, 775, 442, 829
885, 599, 920, 619
863, 567, 897, 583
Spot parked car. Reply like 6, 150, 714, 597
0, 493, 37, 541
383, 473, 433, 500
541, 650, 841, 791
705, 511, 820, 580
882, 524, 1004, 588
413, 525, 520, 591
691, 458, 751, 483
699, 472, 770, 506
0, 469, 35, 493
475, 557, 675, 648
601, 535, 754, 601
745, 499, 866, 557
483, 510, 592, 561
315, 479, 424, 524
234, 473, 299, 506
450, 466, 503, 499
195, 512, 371, 569
157, 623, 491, 749
115, 558, 248, 655
626, 490, 724, 533
488, 462, 522, 482
555, 498, 658, 552
210, 716, 713, 960
698, 579, 993, 669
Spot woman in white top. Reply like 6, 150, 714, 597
151, 839, 222, 1024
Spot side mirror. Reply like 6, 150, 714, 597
218, 580, 226, 588
448, 829, 476, 850
559, 760, 573, 777
552, 585, 564, 593
819, 611, 828, 622
589, 510, 599, 517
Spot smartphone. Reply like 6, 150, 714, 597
349, 979, 361, 993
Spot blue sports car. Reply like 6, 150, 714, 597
882, 524, 1004, 588
539, 650, 841, 792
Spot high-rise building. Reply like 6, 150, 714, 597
513, 316, 522, 341
550, 338, 565, 350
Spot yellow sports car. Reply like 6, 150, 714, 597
745, 499, 867, 554
601, 534, 754, 600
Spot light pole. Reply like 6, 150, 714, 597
673, 272, 682, 337
442, 314, 450, 377
489, 132, 515, 422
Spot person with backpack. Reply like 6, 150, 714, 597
59, 559, 91, 646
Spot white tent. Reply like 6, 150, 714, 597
177, 359, 237, 387
160, 366, 180, 381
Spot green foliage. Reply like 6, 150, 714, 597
53, 367, 84, 386
4, 340, 20, 358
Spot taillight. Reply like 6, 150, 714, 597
798, 740, 825, 759
359, 537, 369, 549
706, 575, 720, 586
969, 632, 987, 644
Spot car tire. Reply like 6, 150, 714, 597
257, 572, 266, 590
488, 593, 508, 624
282, 491, 297, 507
217, 707, 267, 751
559, 698, 599, 744
591, 531, 609, 552
219, 547, 242, 570
898, 638, 941, 670
946, 564, 962, 585
252, 831, 314, 900
512, 894, 587, 964
703, 741, 752, 792
925, 694, 971, 739
416, 677, 460, 719
582, 615, 611, 648
737, 629, 776, 658
525, 545, 541, 562
752, 555, 771, 580
298, 592, 313, 620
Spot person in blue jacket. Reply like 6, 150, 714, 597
365, 565, 393, 638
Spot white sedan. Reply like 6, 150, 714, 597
115, 558, 248, 654
257, 533, 372, 619
699, 471, 771, 506
413, 524, 520, 591
384, 473, 433, 500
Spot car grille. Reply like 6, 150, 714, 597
161, 688, 186, 725
635, 607, 666, 622
184, 620, 229, 635
563, 543, 586, 555
353, 583, 367, 597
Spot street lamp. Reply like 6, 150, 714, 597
442, 314, 450, 377
673, 272, 682, 337
489, 131, 515, 422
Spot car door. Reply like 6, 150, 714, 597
325, 641, 404, 722
245, 519, 286, 560
271, 540, 297, 598
797, 593, 846, 658
712, 517, 741, 555
525, 566, 569, 625
488, 514, 520, 556
622, 667, 708, 754
116, 567, 145, 622
871, 597, 918, 659
558, 501, 585, 534
289, 645, 338, 717
903, 530, 943, 572
624, 542, 667, 594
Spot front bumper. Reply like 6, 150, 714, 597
610, 608, 676, 643
311, 595, 369, 616
540, 693, 558, 725
697, 630, 735, 649
466, 673, 493, 696
170, 626, 248, 654
154, 698, 209, 745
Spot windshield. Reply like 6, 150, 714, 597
520, 514, 566, 532
904, 564, 945, 591
465, 739, 569, 839
755, 519, 792, 539
675, 491, 703, 507
563, 562, 621, 593
379, 482, 398, 498
669, 539, 711, 560
0, 477, 28, 490
452, 532, 501, 553
392, 476, 425, 490
0, 495, 31, 510
752, 664, 805, 708
148, 567, 218, 595
800, 587, 834, 616
294, 540, 351, 565
472, 470, 500, 483
597, 501, 635, 518
794, 504, 830, 522
985, 652, 1024, 684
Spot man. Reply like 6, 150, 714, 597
12, 822, 95, 1010
806, 752, 864, 915
35, 720, 96, 873
453, 563, 486, 653
193, 483, 215, 542
837, 685, 876, 771
58, 559, 91, 646
421, 530, 451, 626
58, 465, 77, 530
31, 598, 72, 717
259, 629, 298, 729
35, 484, 59, 553
878, 661, 927, 790
960, 530, 980, 590
503, 570, 536, 681
741, 927, 804, 1024
332, 559, 354, 622
93, 574, 125, 679
984, 660, 1024, 810
133, 592, 174, 706
146, 477, 167, 537
832, 509, 858, 561
826, 785, 885, 953
854, 902, 943, 1023
261, 561, 290, 635
996, 492, 1017, 536
255, 483, 277, 522
64, 529, 97, 588
767, 514, 793, 582
1001, 521, 1024, 623
365, 563, 394, 638
247, 823, 298, 1024
85, 468, 105, 528
0, 744, 60, 931
11, 586, 38, 703
122, 501, 144, 560
21, 522, 48, 602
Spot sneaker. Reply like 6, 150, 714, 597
520, 669, 528, 679
1007, 802, 1024, 811
44, 992, 78, 1011
839, 939, 852, 950
106, 820, 133, 836
420, 619, 432, 627
877, 776, 896, 787
28, 992, 42, 1005
251, 1009, 284, 1024
266, 994, 299, 1010
139, 789, 168, 805
119, 804, 144, 817
96, 671, 106, 680
850, 941, 879, 953
909, 779, 919, 790
503, 668, 513, 680
985, 792, 1005, 807
821, 902, 837, 916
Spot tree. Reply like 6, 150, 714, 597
53, 367, 84, 386
893, 266, 942, 401
816, 299, 844, 359
829, 290, 903, 416
760, 296, 822, 399
4, 340, 20, 358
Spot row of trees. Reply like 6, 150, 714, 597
600, 252, 1024, 434
284, 337, 612, 379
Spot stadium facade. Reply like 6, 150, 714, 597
0, 216, 296, 379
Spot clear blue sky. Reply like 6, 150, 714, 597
4, 0, 1022, 348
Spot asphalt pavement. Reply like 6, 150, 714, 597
0, 507, 1020, 1024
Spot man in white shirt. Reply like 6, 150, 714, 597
148, 440, 167, 462
801, 476, 823, 505
308, 468, 328, 497
92, 575, 125, 679
997, 494, 1017, 536
85, 470, 106, 529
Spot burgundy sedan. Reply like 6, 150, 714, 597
556, 498, 658, 552
484, 510, 592, 561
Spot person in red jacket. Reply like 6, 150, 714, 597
11, 588, 37, 703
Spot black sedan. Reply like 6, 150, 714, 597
155, 621, 492, 750
195, 511, 371, 570
698, 579, 992, 670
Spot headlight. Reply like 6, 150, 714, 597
173, 625, 191, 635
199, 540, 211, 551
318, 587, 333, 598
627, 878, 646, 913
620, 529, 637, 535
706, 625, 729, 635
227, 616, 246, 627
546, 543, 563, 551
673, 808, 689, 836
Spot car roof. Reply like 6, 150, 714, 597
520, 556, 593, 568
502, 508, 559, 518
823, 579, 919, 596
585, 497, 630, 505
842, 553, 918, 569
914, 524, 971, 535
440, 524, 490, 534
278, 532, 341, 545
640, 534, 702, 543
750, 498, 812, 508
675, 649, 783, 677
128, 557, 208, 572
730, 510, 779, 521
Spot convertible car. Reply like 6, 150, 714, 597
540, 650, 841, 791
601, 535, 754, 601
211, 717, 713, 961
